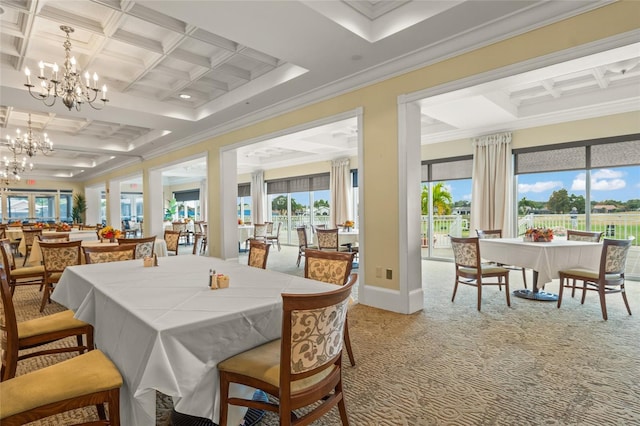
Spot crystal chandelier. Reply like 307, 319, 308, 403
1, 152, 32, 186
24, 25, 108, 111
6, 114, 53, 157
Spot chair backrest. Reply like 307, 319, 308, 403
83, 244, 137, 264
316, 228, 340, 251
0, 225, 6, 239
38, 233, 70, 242
280, 274, 356, 397
476, 229, 502, 239
312, 224, 327, 235
304, 249, 356, 285
0, 239, 17, 270
248, 240, 271, 269
39, 240, 82, 274
265, 221, 274, 234
0, 268, 20, 381
117, 236, 156, 259
599, 238, 631, 277
253, 223, 267, 238
567, 230, 603, 242
164, 230, 181, 254
22, 229, 43, 247
296, 226, 309, 248
172, 222, 187, 233
450, 236, 480, 269
192, 232, 204, 255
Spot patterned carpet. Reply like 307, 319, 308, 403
6, 250, 640, 425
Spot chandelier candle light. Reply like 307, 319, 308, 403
24, 25, 108, 111
6, 114, 53, 157
1, 152, 32, 186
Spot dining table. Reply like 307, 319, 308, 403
237, 224, 254, 252
478, 238, 602, 301
51, 255, 338, 425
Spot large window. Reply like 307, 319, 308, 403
174, 189, 200, 220
121, 192, 144, 222
267, 173, 332, 245
237, 184, 251, 224
421, 156, 473, 259
3, 190, 73, 223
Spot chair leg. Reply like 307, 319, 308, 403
219, 374, 230, 426
598, 287, 608, 321
477, 283, 482, 311
107, 388, 121, 425
557, 277, 565, 309
343, 317, 356, 366
571, 278, 577, 297
336, 381, 350, 426
521, 268, 527, 289
451, 279, 459, 303
504, 276, 510, 307
621, 284, 632, 316
296, 252, 302, 267
22, 249, 29, 266
40, 283, 52, 312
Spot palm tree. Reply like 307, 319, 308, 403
421, 183, 453, 215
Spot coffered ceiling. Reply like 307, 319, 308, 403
0, 0, 637, 184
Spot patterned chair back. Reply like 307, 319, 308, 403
450, 237, 480, 269
84, 244, 136, 264
282, 274, 356, 377
476, 229, 502, 239
567, 230, 603, 242
39, 241, 82, 273
265, 222, 274, 234
296, 226, 308, 248
38, 233, 70, 242
164, 230, 181, 255
248, 240, 270, 269
0, 239, 17, 270
118, 236, 156, 259
304, 249, 355, 285
253, 224, 267, 239
23, 229, 43, 248
602, 239, 631, 276
316, 228, 339, 251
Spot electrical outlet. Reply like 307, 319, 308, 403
376, 267, 382, 278
386, 269, 392, 279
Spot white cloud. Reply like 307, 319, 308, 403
518, 181, 562, 193
462, 193, 472, 201
572, 169, 626, 192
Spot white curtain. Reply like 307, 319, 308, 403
330, 158, 351, 227
470, 132, 514, 236
251, 171, 265, 224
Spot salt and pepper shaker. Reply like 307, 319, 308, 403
209, 269, 217, 289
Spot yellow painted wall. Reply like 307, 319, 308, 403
79, 2, 640, 292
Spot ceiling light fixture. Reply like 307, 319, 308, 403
5, 113, 53, 157
24, 25, 108, 111
607, 58, 640, 75
179, 93, 191, 99
1, 152, 32, 186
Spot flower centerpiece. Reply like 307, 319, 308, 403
56, 222, 71, 232
99, 226, 122, 242
238, 218, 244, 225
344, 220, 355, 231
524, 228, 554, 242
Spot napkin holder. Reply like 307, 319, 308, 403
217, 275, 230, 289
143, 256, 153, 267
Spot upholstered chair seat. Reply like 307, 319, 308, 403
0, 350, 122, 425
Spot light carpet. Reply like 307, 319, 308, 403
6, 246, 640, 425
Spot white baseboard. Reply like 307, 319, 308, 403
361, 285, 424, 314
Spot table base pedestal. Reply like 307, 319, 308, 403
513, 289, 558, 301
171, 390, 268, 426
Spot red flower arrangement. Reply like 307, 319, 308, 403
524, 228, 554, 242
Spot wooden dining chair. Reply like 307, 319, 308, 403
248, 240, 271, 269
295, 226, 312, 267
0, 239, 44, 297
83, 244, 137, 264
563, 229, 604, 296
164, 230, 181, 255
1, 267, 122, 426
252, 223, 268, 242
450, 236, 511, 311
558, 238, 631, 320
38, 240, 82, 312
304, 249, 357, 366
217, 275, 355, 426
265, 222, 282, 251
172, 222, 189, 245
0, 224, 7, 239
316, 228, 340, 251
0, 267, 94, 381
21, 229, 43, 266
38, 233, 71, 242
476, 229, 527, 289
117, 235, 156, 259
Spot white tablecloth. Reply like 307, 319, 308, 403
51, 255, 336, 425
238, 225, 254, 247
338, 230, 359, 246
479, 238, 602, 289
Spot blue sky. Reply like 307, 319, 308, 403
442, 165, 640, 203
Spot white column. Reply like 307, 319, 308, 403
108, 180, 121, 229
145, 168, 164, 239
220, 149, 238, 260
85, 187, 102, 225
